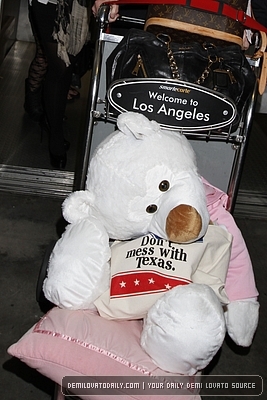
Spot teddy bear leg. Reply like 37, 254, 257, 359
224, 299, 259, 347
140, 283, 226, 375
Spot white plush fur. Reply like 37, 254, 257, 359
43, 112, 258, 374
224, 299, 259, 346
141, 284, 226, 375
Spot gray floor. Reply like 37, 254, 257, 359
0, 41, 267, 399
0, 41, 90, 172
0, 41, 91, 198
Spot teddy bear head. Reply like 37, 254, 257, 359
63, 112, 210, 243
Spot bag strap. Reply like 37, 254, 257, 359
112, 0, 267, 34
258, 52, 267, 95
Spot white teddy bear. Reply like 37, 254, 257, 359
43, 112, 259, 376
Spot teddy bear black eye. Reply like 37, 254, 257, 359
146, 204, 158, 214
159, 180, 170, 192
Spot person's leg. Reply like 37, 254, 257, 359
27, 36, 47, 93
31, 0, 75, 168
24, 5, 48, 121
42, 40, 74, 157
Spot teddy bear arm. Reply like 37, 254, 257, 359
43, 218, 111, 310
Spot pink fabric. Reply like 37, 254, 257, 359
202, 178, 258, 301
8, 307, 200, 400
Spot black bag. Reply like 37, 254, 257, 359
106, 28, 256, 131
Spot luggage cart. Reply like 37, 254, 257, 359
77, 2, 261, 213
40, 3, 263, 399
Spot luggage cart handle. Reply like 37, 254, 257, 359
117, 15, 145, 25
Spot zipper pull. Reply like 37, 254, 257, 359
226, 69, 237, 84
132, 54, 148, 78
214, 58, 237, 85
213, 68, 237, 88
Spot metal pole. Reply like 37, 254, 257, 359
78, 5, 110, 190
227, 81, 258, 212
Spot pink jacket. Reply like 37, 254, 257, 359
202, 178, 259, 302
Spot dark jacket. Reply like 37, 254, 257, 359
251, 0, 267, 28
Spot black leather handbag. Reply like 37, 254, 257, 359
106, 28, 256, 131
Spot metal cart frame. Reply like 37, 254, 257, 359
77, 4, 259, 214
49, 4, 261, 398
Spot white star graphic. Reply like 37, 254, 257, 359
134, 279, 140, 286
165, 283, 172, 290
119, 281, 126, 288
148, 278, 155, 284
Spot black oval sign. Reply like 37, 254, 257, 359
107, 78, 237, 132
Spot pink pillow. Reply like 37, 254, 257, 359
8, 307, 200, 400
203, 178, 258, 301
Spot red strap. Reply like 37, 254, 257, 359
222, 4, 267, 33
109, 0, 267, 34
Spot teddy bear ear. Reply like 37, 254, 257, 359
62, 190, 95, 224
117, 112, 161, 139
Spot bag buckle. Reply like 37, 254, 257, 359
236, 10, 246, 24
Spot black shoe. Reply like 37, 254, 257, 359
49, 152, 67, 170
24, 79, 44, 122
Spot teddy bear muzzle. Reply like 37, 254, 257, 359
166, 204, 202, 243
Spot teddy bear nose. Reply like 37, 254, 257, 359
166, 204, 202, 243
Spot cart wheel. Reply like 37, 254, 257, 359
36, 240, 56, 313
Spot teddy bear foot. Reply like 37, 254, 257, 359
140, 283, 226, 375
224, 298, 259, 347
